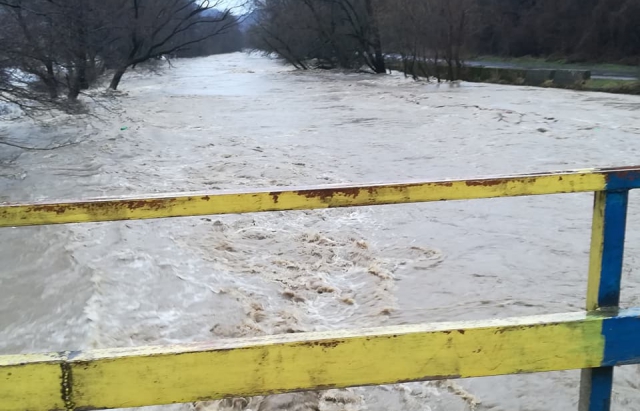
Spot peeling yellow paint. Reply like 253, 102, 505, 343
0, 171, 607, 227
587, 192, 606, 311
0, 312, 613, 411
0, 353, 65, 411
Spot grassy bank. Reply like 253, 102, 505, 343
476, 72, 640, 95
388, 59, 640, 95
571, 79, 640, 94
472, 56, 639, 77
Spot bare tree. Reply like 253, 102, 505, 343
249, 1, 312, 69
378, 0, 436, 79
438, 0, 474, 80
56, 0, 115, 99
0, 0, 117, 103
329, 0, 386, 73
377, 0, 473, 81
249, 0, 386, 73
105, 0, 243, 90
0, 0, 246, 110
249, 0, 355, 70
0, 0, 61, 99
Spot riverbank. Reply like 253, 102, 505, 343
471, 56, 639, 79
388, 60, 640, 95
571, 78, 640, 94
465, 67, 640, 95
469, 56, 640, 94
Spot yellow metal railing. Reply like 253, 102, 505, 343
1, 166, 639, 411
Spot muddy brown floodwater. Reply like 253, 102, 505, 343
1, 52, 639, 411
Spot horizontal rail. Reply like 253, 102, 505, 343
1, 166, 639, 227
2, 309, 639, 411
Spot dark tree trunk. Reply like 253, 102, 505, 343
447, 59, 455, 82
411, 53, 419, 80
86, 54, 98, 85
109, 68, 127, 90
446, 20, 456, 81
364, 0, 386, 74
44, 62, 58, 99
68, 79, 81, 100
67, 66, 82, 100
372, 51, 386, 74
79, 63, 89, 90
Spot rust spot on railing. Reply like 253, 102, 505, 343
297, 187, 365, 200
125, 199, 177, 211
30, 205, 69, 215
27, 198, 179, 216
464, 178, 506, 187
302, 340, 342, 349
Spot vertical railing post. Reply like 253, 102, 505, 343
579, 190, 629, 411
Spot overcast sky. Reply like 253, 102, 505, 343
215, 0, 250, 12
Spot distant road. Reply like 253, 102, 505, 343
466, 60, 638, 81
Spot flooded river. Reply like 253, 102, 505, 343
1, 53, 639, 411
